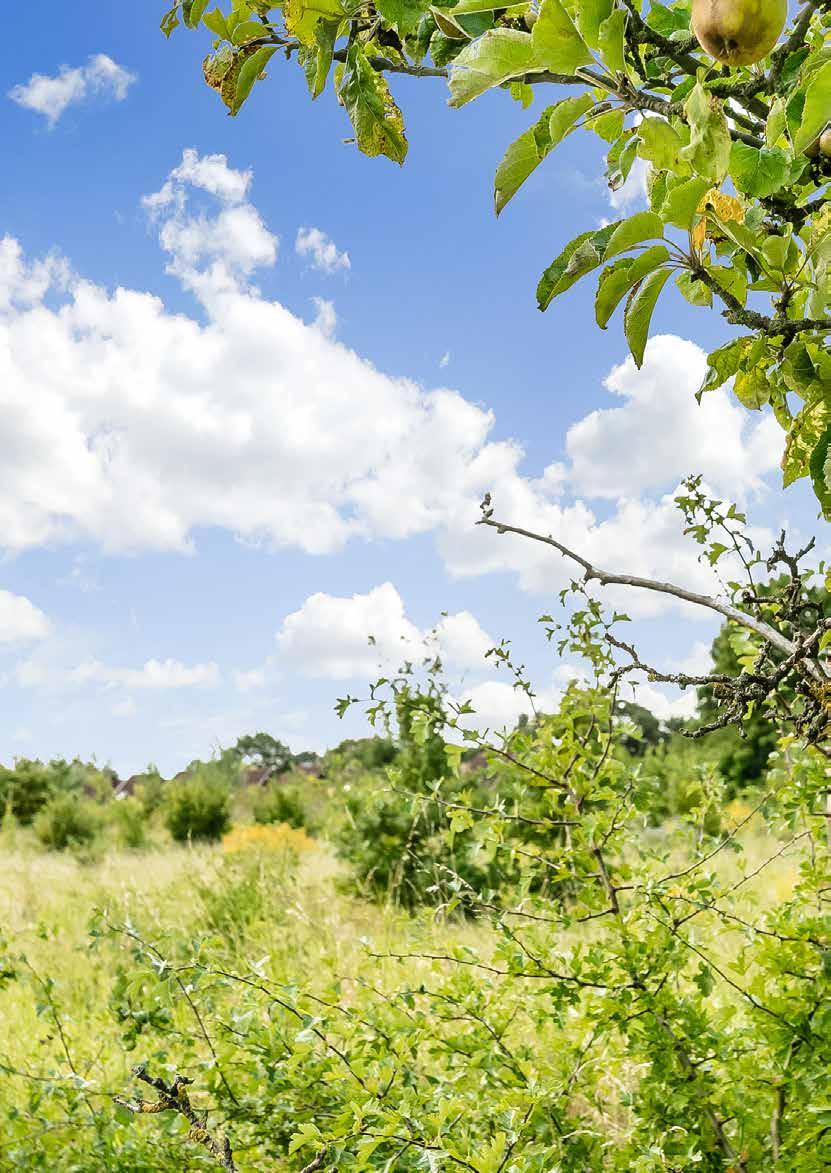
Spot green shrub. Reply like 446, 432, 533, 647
0, 759, 56, 824
164, 772, 231, 842
252, 781, 308, 829
133, 768, 165, 816
34, 795, 100, 851
110, 797, 147, 849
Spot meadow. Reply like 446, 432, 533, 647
0, 784, 810, 1171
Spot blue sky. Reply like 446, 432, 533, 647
0, 4, 822, 777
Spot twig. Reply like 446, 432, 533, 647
113, 1065, 237, 1172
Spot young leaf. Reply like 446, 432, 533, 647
302, 20, 339, 99
603, 210, 663, 259
494, 95, 593, 214
376, 0, 429, 36
595, 245, 669, 327
285, 0, 345, 46
697, 336, 749, 399
531, 0, 592, 74
636, 116, 688, 171
660, 175, 710, 229
448, 29, 535, 107
680, 81, 731, 183
793, 59, 831, 154
183, 0, 210, 28
675, 270, 712, 306
339, 45, 408, 163
203, 7, 230, 38
623, 266, 671, 366
537, 222, 619, 310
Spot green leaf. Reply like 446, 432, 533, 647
339, 44, 408, 163
531, 0, 592, 74
794, 59, 831, 154
576, 0, 612, 49
183, 0, 210, 28
606, 130, 638, 190
203, 7, 230, 38
697, 336, 748, 400
709, 264, 746, 305
301, 19, 340, 98
595, 245, 669, 327
680, 81, 731, 182
764, 96, 786, 147
809, 425, 831, 519
494, 94, 593, 214
597, 8, 626, 76
231, 45, 277, 114
728, 141, 791, 199
675, 270, 712, 306
603, 210, 663, 259
448, 29, 535, 107
636, 117, 688, 171
660, 175, 710, 229
285, 0, 345, 46
783, 398, 831, 488
376, 0, 428, 35
623, 266, 671, 366
231, 18, 270, 44
537, 222, 619, 309
588, 107, 624, 142
161, 4, 181, 36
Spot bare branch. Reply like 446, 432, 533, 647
477, 508, 798, 656
114, 1066, 237, 1172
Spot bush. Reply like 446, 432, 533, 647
109, 797, 147, 849
164, 772, 231, 842
251, 781, 309, 829
34, 795, 100, 851
0, 759, 56, 824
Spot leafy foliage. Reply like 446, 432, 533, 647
34, 793, 101, 851
163, 0, 831, 513
163, 769, 232, 841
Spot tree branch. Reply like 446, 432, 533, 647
476, 507, 798, 655
113, 1066, 237, 1172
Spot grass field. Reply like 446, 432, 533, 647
0, 807, 805, 1171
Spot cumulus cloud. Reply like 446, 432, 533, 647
9, 54, 136, 126
0, 150, 785, 615
276, 583, 494, 679
566, 336, 779, 500
17, 657, 219, 691
295, 227, 350, 274
0, 591, 51, 643
233, 667, 267, 692
608, 157, 649, 212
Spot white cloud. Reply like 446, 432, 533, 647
0, 591, 51, 643
0, 150, 786, 618
619, 639, 714, 721
295, 227, 350, 274
112, 697, 137, 717
608, 156, 649, 212
311, 296, 337, 338
9, 54, 136, 127
566, 336, 779, 500
276, 583, 494, 680
17, 657, 219, 691
233, 667, 266, 692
